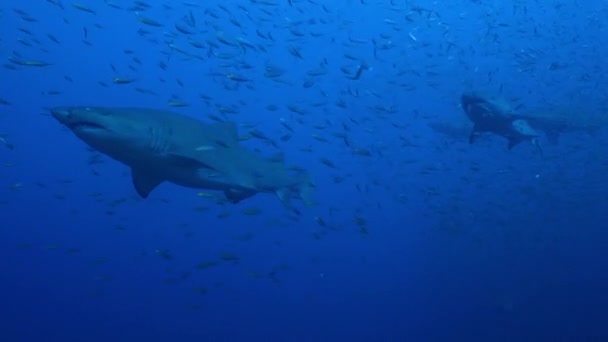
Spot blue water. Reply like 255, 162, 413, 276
2, 1, 608, 341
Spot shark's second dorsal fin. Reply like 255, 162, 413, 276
131, 168, 164, 198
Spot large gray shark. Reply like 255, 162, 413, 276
461, 92, 541, 152
51, 106, 314, 206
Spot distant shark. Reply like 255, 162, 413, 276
430, 93, 607, 147
461, 92, 542, 152
51, 106, 314, 206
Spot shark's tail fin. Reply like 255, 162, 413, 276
275, 171, 315, 208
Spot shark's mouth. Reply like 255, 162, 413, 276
70, 121, 107, 131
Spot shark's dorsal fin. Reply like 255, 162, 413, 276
131, 168, 164, 198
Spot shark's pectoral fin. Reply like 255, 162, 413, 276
132, 168, 164, 198
224, 188, 256, 203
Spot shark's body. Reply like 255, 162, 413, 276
461, 93, 541, 151
432, 93, 607, 146
51, 106, 313, 206
521, 108, 608, 144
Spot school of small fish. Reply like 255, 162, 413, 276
1, 0, 607, 306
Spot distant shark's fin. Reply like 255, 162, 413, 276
507, 136, 525, 150
224, 188, 256, 203
469, 125, 482, 144
509, 119, 540, 151
275, 188, 291, 207
532, 138, 544, 156
506, 135, 542, 154
131, 168, 164, 198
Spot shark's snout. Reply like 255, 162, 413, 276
51, 107, 72, 123
51, 106, 107, 132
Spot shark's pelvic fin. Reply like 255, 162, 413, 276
224, 188, 256, 203
167, 153, 216, 171
131, 168, 164, 198
296, 180, 315, 207
275, 188, 291, 207
275, 174, 315, 208
532, 138, 544, 157
507, 136, 524, 150
469, 125, 481, 144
